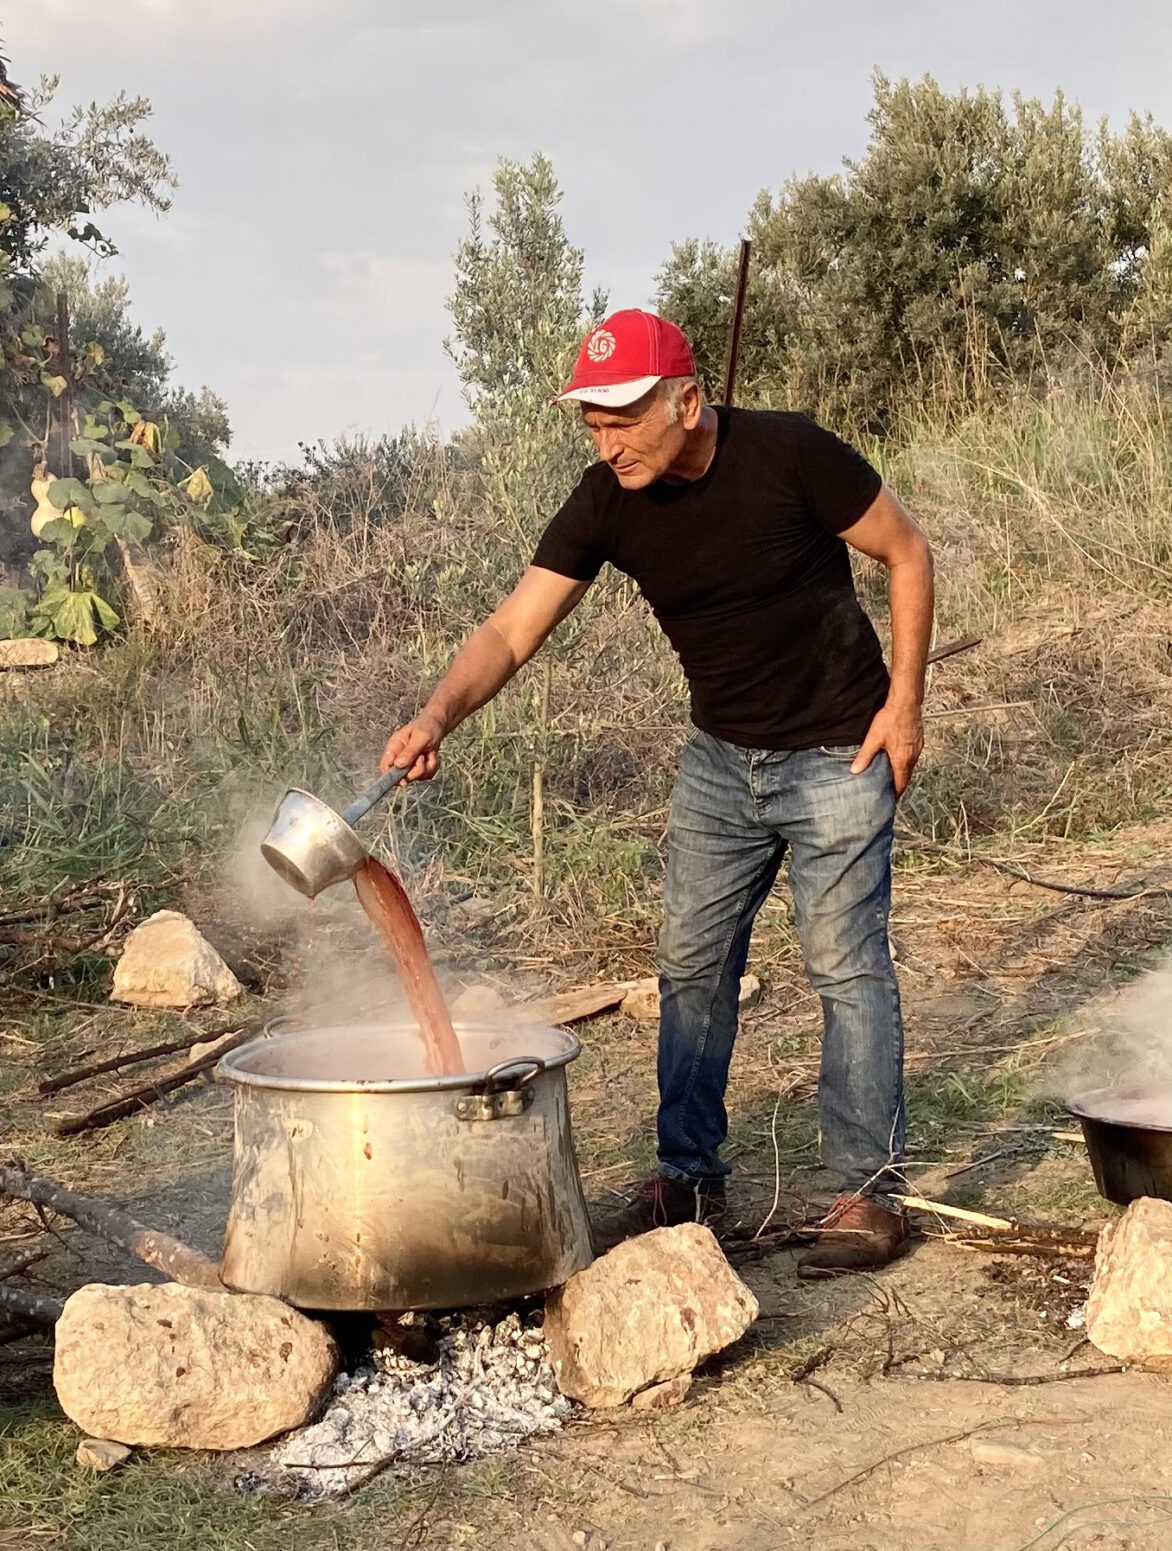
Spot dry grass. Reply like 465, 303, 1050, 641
885, 367, 1172, 846
40, 369, 1168, 931
0, 368, 1168, 1024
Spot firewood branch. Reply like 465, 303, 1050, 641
38, 1023, 228, 1097
897, 1194, 1099, 1257
0, 1162, 222, 1289
51, 1023, 256, 1137
0, 1282, 63, 1326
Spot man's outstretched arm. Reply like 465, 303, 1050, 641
380, 566, 590, 780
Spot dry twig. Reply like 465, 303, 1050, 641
896, 832, 1172, 902
790, 1345, 834, 1383
38, 1023, 235, 1097
51, 1023, 255, 1137
898, 1194, 1099, 1257
0, 884, 132, 955
0, 1246, 47, 1279
905, 1365, 1126, 1387
897, 1194, 1014, 1229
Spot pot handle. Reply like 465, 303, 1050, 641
453, 1057, 545, 1121
482, 1057, 545, 1093
341, 765, 411, 828
213, 1015, 302, 1083
263, 1015, 305, 1040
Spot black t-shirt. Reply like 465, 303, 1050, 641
531, 407, 890, 750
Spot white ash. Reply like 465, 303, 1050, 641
240, 1310, 572, 1500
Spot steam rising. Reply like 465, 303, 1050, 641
225, 815, 312, 936
1044, 956, 1172, 1110
219, 797, 524, 1080
223, 806, 416, 1038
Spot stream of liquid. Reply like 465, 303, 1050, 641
353, 856, 464, 1076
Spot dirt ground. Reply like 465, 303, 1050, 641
4, 819, 1172, 1550
503, 1358, 1172, 1551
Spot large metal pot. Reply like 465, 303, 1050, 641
1066, 1084, 1172, 1206
216, 1018, 594, 1311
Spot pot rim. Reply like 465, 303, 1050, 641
1065, 1081, 1172, 1134
217, 1017, 582, 1094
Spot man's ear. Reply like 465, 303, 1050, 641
680, 382, 704, 430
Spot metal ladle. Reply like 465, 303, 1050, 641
260, 766, 410, 899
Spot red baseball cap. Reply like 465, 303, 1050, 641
556, 308, 696, 407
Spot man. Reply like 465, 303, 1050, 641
381, 309, 934, 1277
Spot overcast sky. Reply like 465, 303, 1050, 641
10, 0, 1172, 464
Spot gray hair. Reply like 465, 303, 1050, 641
658, 375, 701, 425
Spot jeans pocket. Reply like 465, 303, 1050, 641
817, 744, 861, 762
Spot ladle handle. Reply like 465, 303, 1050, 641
341, 765, 411, 829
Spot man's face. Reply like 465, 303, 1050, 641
580, 385, 696, 489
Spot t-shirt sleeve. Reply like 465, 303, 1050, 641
792, 415, 883, 534
531, 471, 608, 581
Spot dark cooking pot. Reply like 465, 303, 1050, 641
1066, 1084, 1172, 1206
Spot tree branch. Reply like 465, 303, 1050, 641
0, 1282, 63, 1326
0, 1162, 222, 1289
51, 1023, 255, 1137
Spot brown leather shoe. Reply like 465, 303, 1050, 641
591, 1175, 727, 1253
796, 1192, 910, 1279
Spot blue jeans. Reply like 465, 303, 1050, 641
657, 730, 905, 1202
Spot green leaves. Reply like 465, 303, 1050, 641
33, 585, 120, 647
70, 436, 116, 461
656, 77, 1172, 427
66, 221, 117, 257
113, 440, 156, 469
0, 586, 30, 641
29, 422, 165, 644
92, 479, 129, 505
121, 469, 166, 505
99, 506, 152, 543
38, 518, 83, 550
449, 155, 595, 548
46, 478, 95, 516
214, 510, 251, 550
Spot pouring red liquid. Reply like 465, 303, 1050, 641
353, 856, 464, 1076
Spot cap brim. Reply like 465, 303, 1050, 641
555, 375, 661, 408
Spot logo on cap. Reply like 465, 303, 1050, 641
585, 327, 617, 363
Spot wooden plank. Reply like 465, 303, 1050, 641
513, 983, 632, 1025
